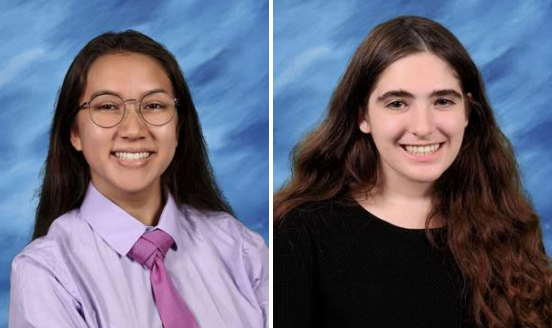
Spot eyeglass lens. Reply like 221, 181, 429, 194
89, 93, 176, 127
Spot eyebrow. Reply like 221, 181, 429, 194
376, 89, 463, 103
88, 88, 171, 100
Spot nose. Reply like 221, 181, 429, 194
117, 100, 147, 139
408, 104, 435, 137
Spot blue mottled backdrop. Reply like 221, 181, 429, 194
0, 0, 267, 325
274, 1, 551, 252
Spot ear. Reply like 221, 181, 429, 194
70, 122, 83, 151
358, 108, 370, 134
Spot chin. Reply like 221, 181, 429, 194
117, 180, 157, 194
413, 176, 440, 183
98, 177, 158, 197
406, 171, 444, 184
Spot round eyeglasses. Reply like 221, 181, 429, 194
79, 91, 178, 128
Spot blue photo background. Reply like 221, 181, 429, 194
0, 0, 267, 325
275, 1, 551, 251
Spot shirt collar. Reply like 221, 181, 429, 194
80, 182, 182, 257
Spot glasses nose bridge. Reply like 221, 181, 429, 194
122, 98, 142, 113
119, 98, 147, 128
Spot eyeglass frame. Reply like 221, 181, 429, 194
79, 90, 179, 128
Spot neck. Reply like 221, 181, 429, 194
380, 173, 433, 202
356, 169, 443, 229
92, 179, 165, 226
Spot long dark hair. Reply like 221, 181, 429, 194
274, 16, 552, 327
33, 30, 233, 239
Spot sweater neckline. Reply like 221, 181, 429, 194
351, 201, 448, 234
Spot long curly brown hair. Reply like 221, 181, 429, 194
274, 16, 552, 327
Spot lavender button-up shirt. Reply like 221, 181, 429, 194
9, 183, 268, 328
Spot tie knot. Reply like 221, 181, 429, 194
128, 229, 175, 269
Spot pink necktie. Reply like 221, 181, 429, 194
128, 229, 199, 328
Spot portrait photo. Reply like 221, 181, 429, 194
274, 1, 552, 327
0, 1, 268, 327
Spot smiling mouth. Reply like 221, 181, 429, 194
401, 143, 443, 156
112, 152, 152, 161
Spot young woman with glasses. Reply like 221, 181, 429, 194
10, 31, 268, 328
274, 16, 552, 328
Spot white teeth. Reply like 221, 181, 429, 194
404, 143, 441, 156
114, 152, 151, 161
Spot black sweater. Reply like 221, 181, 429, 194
274, 201, 476, 328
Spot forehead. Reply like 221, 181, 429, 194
84, 53, 173, 98
371, 52, 461, 97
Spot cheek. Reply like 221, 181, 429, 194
370, 115, 406, 144
80, 126, 111, 149
169, 121, 180, 146
159, 126, 179, 153
440, 115, 467, 141
158, 132, 179, 171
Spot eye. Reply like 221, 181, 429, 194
143, 103, 166, 111
94, 104, 120, 111
435, 98, 455, 107
386, 100, 406, 110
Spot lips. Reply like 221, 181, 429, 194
399, 142, 445, 159
113, 152, 151, 161
401, 143, 442, 156
110, 149, 155, 167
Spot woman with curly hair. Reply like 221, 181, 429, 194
274, 16, 552, 328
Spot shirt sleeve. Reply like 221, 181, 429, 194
274, 213, 320, 328
240, 228, 269, 328
9, 255, 88, 328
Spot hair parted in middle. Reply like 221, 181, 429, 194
274, 16, 552, 328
